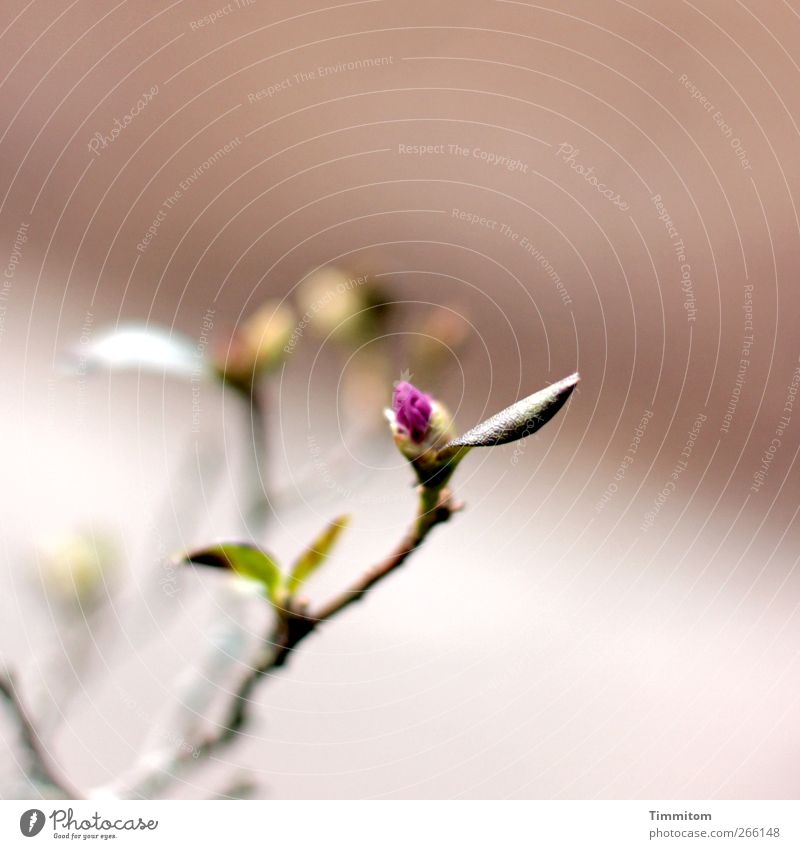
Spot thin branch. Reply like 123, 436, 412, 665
208, 486, 458, 740
113, 484, 460, 798
310, 485, 460, 625
0, 672, 79, 798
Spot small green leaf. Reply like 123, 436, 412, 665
183, 543, 282, 601
442, 372, 579, 451
288, 515, 350, 596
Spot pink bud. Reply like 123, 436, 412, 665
392, 381, 433, 443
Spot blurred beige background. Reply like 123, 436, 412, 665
1, 0, 799, 798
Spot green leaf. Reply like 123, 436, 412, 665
183, 543, 282, 601
288, 515, 350, 596
442, 372, 579, 450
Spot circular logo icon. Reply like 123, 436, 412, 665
19, 809, 45, 837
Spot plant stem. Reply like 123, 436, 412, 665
246, 385, 272, 528
115, 484, 460, 797
205, 485, 459, 741
310, 485, 458, 625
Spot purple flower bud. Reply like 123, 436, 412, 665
392, 381, 433, 443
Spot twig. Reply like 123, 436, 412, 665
0, 671, 79, 798
114, 484, 460, 797
246, 385, 272, 528
309, 485, 460, 626
247, 485, 460, 680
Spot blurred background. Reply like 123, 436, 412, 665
1, 0, 799, 799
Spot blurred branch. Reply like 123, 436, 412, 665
0, 671, 79, 798
246, 385, 272, 528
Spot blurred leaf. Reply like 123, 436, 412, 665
296, 266, 390, 346
184, 543, 282, 601
288, 515, 350, 595
443, 372, 579, 450
68, 324, 210, 379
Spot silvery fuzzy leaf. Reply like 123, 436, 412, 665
66, 324, 211, 379
442, 372, 579, 450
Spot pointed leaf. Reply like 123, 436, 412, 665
288, 515, 350, 595
183, 543, 282, 600
443, 372, 579, 450
66, 324, 212, 379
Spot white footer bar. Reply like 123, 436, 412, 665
2, 800, 797, 848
